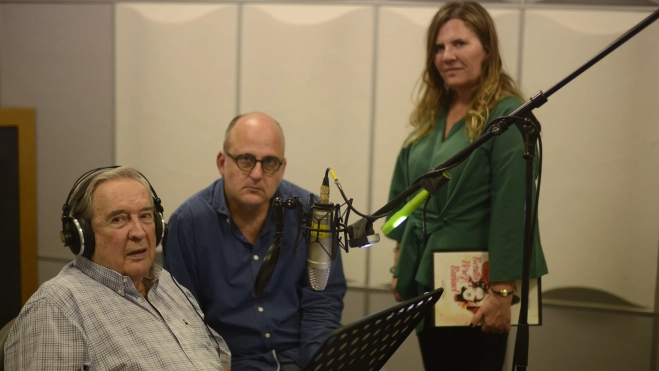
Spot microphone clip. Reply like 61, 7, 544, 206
418, 170, 451, 197
346, 217, 380, 248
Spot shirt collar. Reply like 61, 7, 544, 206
212, 177, 230, 216
74, 255, 161, 296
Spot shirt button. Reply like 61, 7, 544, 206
117, 289, 123, 295
258, 307, 264, 312
122, 277, 128, 283
253, 255, 259, 261
137, 297, 143, 302
265, 333, 271, 338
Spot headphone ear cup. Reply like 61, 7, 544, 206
61, 217, 81, 255
161, 222, 169, 262
75, 217, 96, 258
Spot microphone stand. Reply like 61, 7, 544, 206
252, 197, 286, 299
507, 9, 659, 370
344, 8, 659, 371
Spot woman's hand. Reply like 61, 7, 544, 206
391, 277, 404, 302
470, 283, 514, 333
390, 242, 404, 302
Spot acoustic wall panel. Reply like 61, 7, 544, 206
371, 6, 522, 286
0, 4, 114, 264
116, 4, 238, 216
524, 307, 654, 371
241, 4, 375, 284
530, 0, 659, 6
522, 10, 659, 308
371, 7, 436, 288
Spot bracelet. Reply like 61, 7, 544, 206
490, 288, 514, 297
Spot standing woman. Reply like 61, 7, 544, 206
387, 2, 548, 370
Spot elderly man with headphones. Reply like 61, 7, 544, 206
4, 166, 231, 370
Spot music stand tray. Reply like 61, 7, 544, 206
303, 288, 444, 371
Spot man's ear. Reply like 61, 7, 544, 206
217, 151, 226, 176
279, 157, 287, 176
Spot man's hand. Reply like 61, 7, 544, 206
470, 284, 514, 333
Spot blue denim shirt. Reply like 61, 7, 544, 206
164, 178, 347, 370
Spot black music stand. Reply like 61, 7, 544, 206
303, 288, 444, 371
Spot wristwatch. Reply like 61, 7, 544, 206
491, 288, 513, 297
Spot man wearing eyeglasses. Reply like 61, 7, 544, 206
164, 112, 347, 371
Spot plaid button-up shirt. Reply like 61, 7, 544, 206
4, 256, 231, 370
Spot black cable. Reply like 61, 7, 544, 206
170, 273, 223, 362
316, 114, 539, 252
531, 131, 543, 246
330, 115, 533, 222
421, 195, 432, 248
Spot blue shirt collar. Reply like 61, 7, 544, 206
212, 177, 229, 216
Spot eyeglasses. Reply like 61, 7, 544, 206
226, 152, 283, 174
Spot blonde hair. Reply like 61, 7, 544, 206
405, 1, 523, 147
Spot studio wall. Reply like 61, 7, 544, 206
2, 1, 659, 370
0, 3, 115, 279
114, 2, 659, 310
523, 9, 659, 309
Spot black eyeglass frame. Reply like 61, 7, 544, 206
225, 152, 284, 174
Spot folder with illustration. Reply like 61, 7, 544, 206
303, 288, 443, 371
433, 250, 541, 327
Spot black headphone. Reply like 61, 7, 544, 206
59, 166, 167, 258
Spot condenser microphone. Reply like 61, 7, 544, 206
307, 175, 334, 291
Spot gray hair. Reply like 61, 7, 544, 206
69, 166, 154, 223
223, 112, 286, 155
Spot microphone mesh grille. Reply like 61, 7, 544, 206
308, 267, 330, 291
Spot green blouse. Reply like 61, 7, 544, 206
387, 96, 548, 301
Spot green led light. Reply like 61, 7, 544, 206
392, 216, 406, 228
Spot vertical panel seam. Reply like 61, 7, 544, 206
111, 3, 116, 164
517, 1, 526, 89
236, 3, 243, 115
